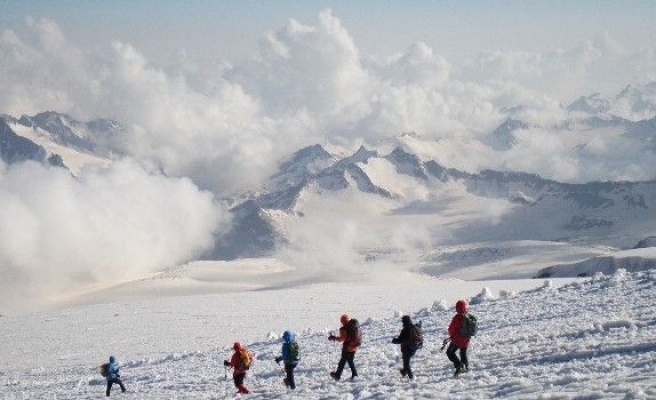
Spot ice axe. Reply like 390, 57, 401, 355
440, 337, 451, 352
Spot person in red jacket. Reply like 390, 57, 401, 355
224, 342, 250, 394
328, 314, 360, 381
447, 300, 471, 376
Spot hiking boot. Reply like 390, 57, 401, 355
400, 368, 407, 377
350, 373, 358, 381
454, 367, 465, 377
283, 378, 289, 387
330, 371, 340, 381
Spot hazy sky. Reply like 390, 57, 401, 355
2, 1, 655, 73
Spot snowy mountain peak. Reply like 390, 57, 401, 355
385, 146, 428, 179
15, 111, 122, 154
276, 144, 334, 176
567, 93, 612, 114
340, 145, 378, 165
18, 111, 93, 151
0, 119, 66, 168
485, 118, 530, 150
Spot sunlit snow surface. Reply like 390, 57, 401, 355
2, 269, 655, 399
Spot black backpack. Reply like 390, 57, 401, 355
99, 363, 109, 377
346, 319, 362, 347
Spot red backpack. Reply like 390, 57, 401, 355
346, 319, 362, 347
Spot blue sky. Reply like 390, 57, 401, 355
2, 0, 655, 65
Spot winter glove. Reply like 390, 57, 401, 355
392, 338, 400, 344
328, 334, 337, 341
223, 360, 230, 367
275, 356, 282, 364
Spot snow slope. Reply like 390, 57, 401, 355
2, 269, 654, 399
9, 121, 111, 175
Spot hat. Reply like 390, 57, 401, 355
456, 300, 468, 314
282, 330, 294, 342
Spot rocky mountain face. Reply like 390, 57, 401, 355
0, 112, 122, 170
213, 141, 656, 259
1, 80, 655, 261
0, 119, 65, 167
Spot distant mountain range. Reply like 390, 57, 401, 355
211, 142, 656, 260
1, 83, 655, 266
0, 111, 120, 173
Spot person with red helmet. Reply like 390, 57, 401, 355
224, 342, 251, 394
328, 314, 361, 381
446, 300, 472, 377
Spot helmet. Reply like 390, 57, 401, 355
401, 315, 411, 325
282, 330, 294, 343
455, 300, 468, 314
340, 314, 350, 325
109, 356, 115, 363
233, 342, 242, 351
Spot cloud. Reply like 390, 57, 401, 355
0, 159, 229, 312
458, 33, 656, 103
277, 188, 431, 282
1, 12, 656, 192
1, 11, 656, 312
0, 17, 97, 115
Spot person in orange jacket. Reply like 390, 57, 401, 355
328, 314, 361, 381
447, 300, 471, 377
224, 342, 250, 394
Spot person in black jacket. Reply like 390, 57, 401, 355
392, 315, 421, 379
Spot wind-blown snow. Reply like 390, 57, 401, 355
1, 269, 654, 399
0, 160, 230, 313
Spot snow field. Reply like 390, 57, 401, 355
2, 270, 655, 399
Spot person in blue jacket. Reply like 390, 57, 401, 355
274, 330, 299, 389
105, 355, 126, 397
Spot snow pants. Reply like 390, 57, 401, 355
232, 372, 249, 394
401, 345, 417, 379
105, 377, 126, 396
446, 342, 468, 370
284, 363, 297, 389
335, 348, 357, 378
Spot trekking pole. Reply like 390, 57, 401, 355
440, 338, 451, 352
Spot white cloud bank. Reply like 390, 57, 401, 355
0, 159, 228, 312
2, 12, 656, 193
